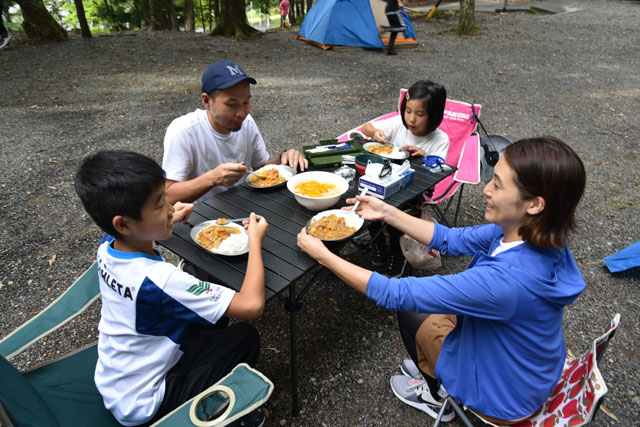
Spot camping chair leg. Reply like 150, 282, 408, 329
452, 183, 464, 227
434, 396, 473, 427
430, 204, 450, 227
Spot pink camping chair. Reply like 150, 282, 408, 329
337, 90, 481, 227
434, 313, 621, 427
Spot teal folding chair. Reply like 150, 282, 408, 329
0, 262, 273, 427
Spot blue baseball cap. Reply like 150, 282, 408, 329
201, 60, 257, 93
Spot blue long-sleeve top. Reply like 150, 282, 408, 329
366, 223, 585, 420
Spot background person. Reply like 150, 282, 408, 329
75, 150, 269, 426
279, 0, 291, 28
362, 80, 449, 277
162, 60, 307, 204
297, 136, 587, 423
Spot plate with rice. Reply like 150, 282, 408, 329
305, 209, 364, 242
245, 165, 297, 189
190, 218, 249, 256
362, 142, 409, 160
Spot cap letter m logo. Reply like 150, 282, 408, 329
226, 65, 243, 76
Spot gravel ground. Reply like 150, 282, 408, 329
1, 0, 638, 425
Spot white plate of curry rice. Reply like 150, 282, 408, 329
190, 218, 249, 256
245, 165, 297, 189
305, 209, 364, 242
363, 142, 409, 160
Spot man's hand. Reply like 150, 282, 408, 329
172, 202, 194, 224
206, 162, 248, 187
280, 149, 309, 171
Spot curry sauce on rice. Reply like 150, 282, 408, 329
367, 144, 394, 155
196, 224, 241, 250
309, 214, 356, 240
249, 168, 286, 187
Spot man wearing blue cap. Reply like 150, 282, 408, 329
163, 60, 307, 204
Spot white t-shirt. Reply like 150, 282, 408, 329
163, 109, 271, 202
373, 115, 450, 159
491, 238, 525, 257
94, 236, 235, 426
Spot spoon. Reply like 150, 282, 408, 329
350, 188, 368, 213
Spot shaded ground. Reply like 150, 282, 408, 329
1, 0, 639, 425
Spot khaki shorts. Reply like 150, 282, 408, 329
415, 313, 456, 378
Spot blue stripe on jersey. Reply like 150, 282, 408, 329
107, 242, 163, 261
136, 277, 207, 345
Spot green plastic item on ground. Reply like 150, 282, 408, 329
303, 139, 365, 168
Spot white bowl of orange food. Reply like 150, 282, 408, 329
286, 171, 350, 211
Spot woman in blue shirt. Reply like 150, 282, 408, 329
297, 136, 587, 423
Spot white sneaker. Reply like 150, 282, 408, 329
400, 359, 424, 379
0, 35, 11, 49
390, 375, 455, 422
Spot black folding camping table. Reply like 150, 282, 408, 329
157, 158, 455, 415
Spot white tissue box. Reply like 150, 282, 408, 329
358, 169, 415, 199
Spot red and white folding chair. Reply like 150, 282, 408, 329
435, 313, 621, 427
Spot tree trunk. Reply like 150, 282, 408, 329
458, 0, 475, 35
213, 0, 219, 21
168, 0, 179, 30
184, 0, 195, 31
198, 0, 205, 31
211, 0, 258, 40
288, 0, 296, 25
15, 0, 67, 40
149, 0, 172, 30
74, 0, 92, 37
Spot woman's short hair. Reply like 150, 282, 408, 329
400, 80, 447, 135
504, 136, 586, 249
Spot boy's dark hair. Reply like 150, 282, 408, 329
504, 136, 586, 249
400, 80, 447, 135
74, 150, 166, 239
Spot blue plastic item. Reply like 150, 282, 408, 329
423, 155, 445, 169
603, 241, 640, 273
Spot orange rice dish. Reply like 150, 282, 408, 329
197, 224, 241, 250
309, 214, 356, 240
367, 144, 394, 155
294, 180, 340, 198
249, 168, 286, 187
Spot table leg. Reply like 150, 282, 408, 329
287, 281, 300, 416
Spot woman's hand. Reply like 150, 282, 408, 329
343, 195, 389, 222
244, 212, 268, 248
402, 145, 427, 157
297, 228, 331, 261
172, 202, 194, 224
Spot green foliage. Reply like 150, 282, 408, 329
3, 0, 304, 34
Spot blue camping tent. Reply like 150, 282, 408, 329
298, 0, 385, 49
